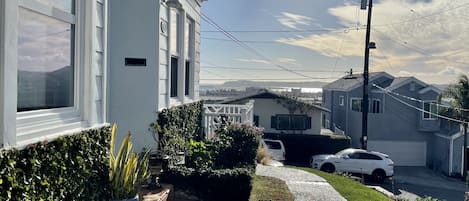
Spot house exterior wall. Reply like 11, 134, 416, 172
0, 0, 108, 148
252, 99, 322, 134
432, 136, 450, 174
108, 0, 160, 150
109, 0, 202, 151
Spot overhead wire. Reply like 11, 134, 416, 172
373, 84, 469, 112
201, 13, 322, 80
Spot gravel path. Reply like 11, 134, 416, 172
256, 165, 347, 201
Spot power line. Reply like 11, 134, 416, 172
201, 13, 317, 79
201, 65, 350, 73
382, 88, 467, 124
202, 37, 279, 44
373, 28, 469, 65
373, 84, 469, 112
200, 77, 337, 81
373, 2, 469, 27
201, 27, 365, 33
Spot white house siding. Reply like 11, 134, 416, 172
252, 99, 322, 135
160, 0, 201, 109
109, 0, 202, 151
108, 0, 161, 151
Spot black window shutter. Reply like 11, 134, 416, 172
305, 116, 312, 129
271, 116, 277, 128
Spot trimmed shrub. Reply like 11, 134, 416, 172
263, 133, 351, 165
212, 123, 263, 168
0, 127, 111, 201
150, 101, 204, 165
162, 166, 253, 201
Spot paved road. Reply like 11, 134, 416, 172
256, 165, 346, 201
367, 167, 467, 201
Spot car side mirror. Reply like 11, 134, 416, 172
342, 155, 349, 159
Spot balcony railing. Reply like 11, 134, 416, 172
202, 100, 255, 139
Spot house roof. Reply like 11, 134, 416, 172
385, 76, 428, 91
323, 72, 393, 91
220, 89, 331, 112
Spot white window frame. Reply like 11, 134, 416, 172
169, 8, 181, 99
184, 16, 195, 98
350, 98, 362, 112
1, 0, 99, 148
422, 101, 438, 120
339, 95, 344, 106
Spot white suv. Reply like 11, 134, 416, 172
310, 148, 394, 183
261, 139, 286, 161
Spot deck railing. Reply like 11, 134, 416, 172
202, 100, 255, 139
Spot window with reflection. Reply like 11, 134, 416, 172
17, 1, 75, 112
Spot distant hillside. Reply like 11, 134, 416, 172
200, 80, 328, 91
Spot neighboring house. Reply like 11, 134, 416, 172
323, 72, 465, 176
0, 0, 204, 151
221, 90, 330, 135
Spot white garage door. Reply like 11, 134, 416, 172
368, 141, 427, 166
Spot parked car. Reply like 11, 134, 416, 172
261, 139, 286, 161
310, 148, 394, 182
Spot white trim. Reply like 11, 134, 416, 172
386, 77, 427, 91
339, 95, 344, 106
18, 0, 76, 24
2, 1, 19, 147
350, 97, 362, 112
421, 101, 438, 120
0, 0, 5, 147
419, 85, 442, 94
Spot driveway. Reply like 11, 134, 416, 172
367, 167, 467, 201
256, 165, 346, 201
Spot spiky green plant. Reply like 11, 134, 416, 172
109, 124, 150, 199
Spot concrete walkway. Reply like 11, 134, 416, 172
256, 165, 346, 201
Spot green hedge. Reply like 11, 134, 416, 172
263, 133, 351, 165
0, 127, 111, 201
150, 101, 204, 165
162, 166, 253, 201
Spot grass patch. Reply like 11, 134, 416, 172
249, 175, 294, 201
292, 167, 391, 201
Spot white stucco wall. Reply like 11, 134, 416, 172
108, 0, 202, 151
108, 0, 161, 151
252, 99, 322, 134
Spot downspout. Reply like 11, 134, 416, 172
450, 136, 454, 175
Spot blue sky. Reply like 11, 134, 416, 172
200, 0, 469, 85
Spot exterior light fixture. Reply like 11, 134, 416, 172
369, 42, 377, 49
165, 0, 182, 9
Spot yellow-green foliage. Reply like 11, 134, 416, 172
109, 124, 150, 199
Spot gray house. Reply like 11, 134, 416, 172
323, 72, 466, 176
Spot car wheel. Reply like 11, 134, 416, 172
371, 169, 386, 183
320, 163, 335, 173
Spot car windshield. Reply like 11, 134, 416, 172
264, 141, 282, 149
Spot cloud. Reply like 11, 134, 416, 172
236, 58, 271, 65
276, 12, 313, 29
276, 0, 469, 84
277, 57, 298, 65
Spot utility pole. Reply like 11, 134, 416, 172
462, 122, 467, 181
361, 0, 373, 150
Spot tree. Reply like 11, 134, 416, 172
439, 74, 469, 179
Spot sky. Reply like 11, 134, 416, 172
200, 0, 469, 85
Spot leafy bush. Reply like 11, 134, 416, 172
212, 123, 263, 168
185, 139, 213, 170
150, 101, 204, 165
161, 166, 253, 201
0, 127, 111, 201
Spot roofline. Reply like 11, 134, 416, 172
386, 76, 427, 91
221, 90, 331, 113
323, 72, 394, 91
419, 85, 442, 94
